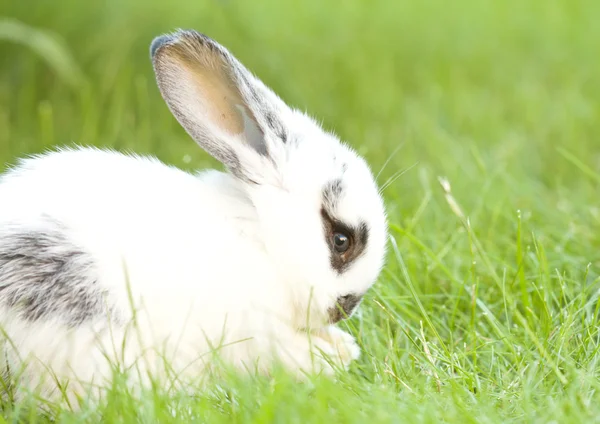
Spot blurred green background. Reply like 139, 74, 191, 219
2, 0, 600, 421
2, 0, 599, 274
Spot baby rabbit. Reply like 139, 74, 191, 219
0, 30, 387, 403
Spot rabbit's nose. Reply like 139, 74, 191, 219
327, 293, 363, 324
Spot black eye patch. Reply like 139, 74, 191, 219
320, 208, 369, 274
320, 178, 369, 273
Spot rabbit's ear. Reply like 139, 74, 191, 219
150, 30, 288, 182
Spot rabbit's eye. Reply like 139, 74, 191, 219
333, 232, 350, 253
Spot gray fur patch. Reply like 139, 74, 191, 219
0, 218, 114, 326
322, 179, 344, 211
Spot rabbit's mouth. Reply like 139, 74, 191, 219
327, 293, 362, 324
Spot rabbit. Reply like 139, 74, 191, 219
0, 29, 387, 404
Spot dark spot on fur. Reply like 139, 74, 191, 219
263, 111, 288, 144
279, 129, 288, 144
358, 222, 369, 246
328, 293, 362, 323
323, 179, 344, 211
0, 217, 117, 326
264, 112, 277, 131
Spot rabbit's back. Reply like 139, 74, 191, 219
0, 147, 273, 345
0, 148, 283, 401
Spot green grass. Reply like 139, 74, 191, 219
2, 0, 600, 422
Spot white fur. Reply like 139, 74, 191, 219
0, 30, 387, 405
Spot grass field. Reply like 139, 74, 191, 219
2, 0, 600, 422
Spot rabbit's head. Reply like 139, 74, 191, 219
151, 30, 387, 330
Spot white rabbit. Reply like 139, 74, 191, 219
0, 30, 387, 404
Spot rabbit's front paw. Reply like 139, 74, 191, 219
310, 325, 360, 369
266, 325, 360, 378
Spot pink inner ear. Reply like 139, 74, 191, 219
177, 55, 248, 137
